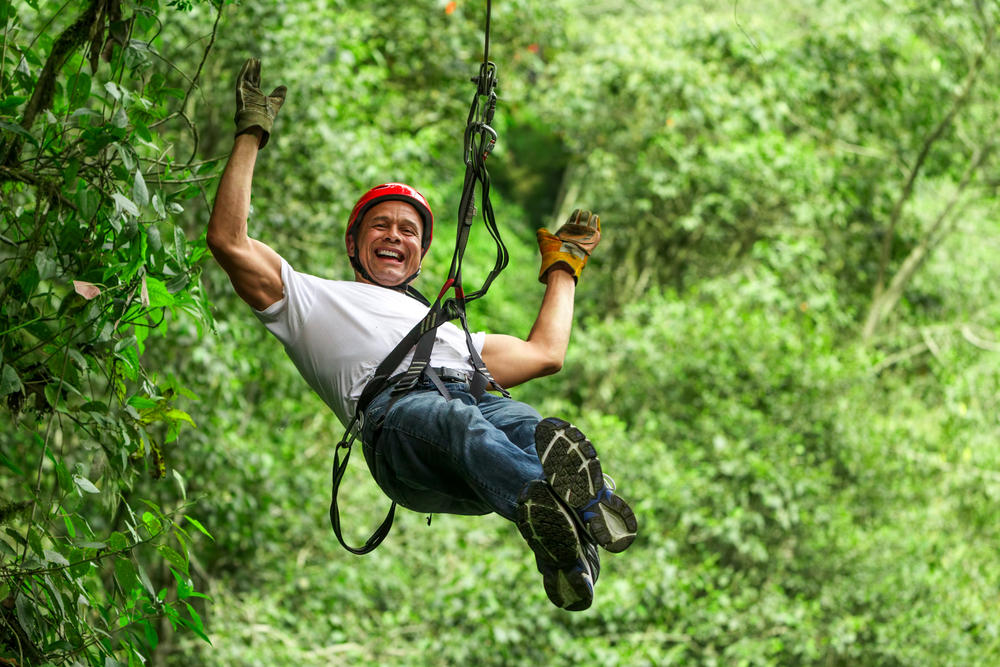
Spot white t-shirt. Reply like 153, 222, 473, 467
254, 257, 486, 427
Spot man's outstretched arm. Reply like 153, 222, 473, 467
481, 210, 601, 388
481, 268, 576, 388
207, 130, 283, 310
207, 58, 286, 311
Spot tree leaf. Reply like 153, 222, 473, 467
73, 475, 100, 494
183, 515, 214, 541
0, 120, 38, 146
114, 558, 139, 595
112, 193, 139, 217
164, 408, 195, 427
183, 602, 211, 643
34, 249, 57, 280
142, 275, 173, 307
136, 562, 156, 597
173, 469, 187, 501
43, 549, 70, 567
152, 193, 166, 218
107, 532, 128, 551
0, 95, 26, 110
14, 592, 37, 637
76, 186, 101, 221
157, 544, 187, 574
67, 72, 91, 108
133, 167, 149, 208
0, 365, 23, 397
104, 81, 121, 101
73, 280, 102, 300
127, 395, 158, 410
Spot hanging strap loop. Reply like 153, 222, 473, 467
329, 425, 397, 555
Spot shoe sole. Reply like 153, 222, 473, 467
535, 418, 638, 553
516, 480, 594, 611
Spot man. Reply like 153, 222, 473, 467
207, 59, 637, 611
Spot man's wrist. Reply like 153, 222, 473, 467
543, 265, 577, 286
235, 127, 265, 146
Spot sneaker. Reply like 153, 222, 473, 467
516, 479, 600, 611
535, 417, 638, 553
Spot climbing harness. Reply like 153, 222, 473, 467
330, 0, 509, 554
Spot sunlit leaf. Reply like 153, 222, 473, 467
183, 603, 211, 643
0, 95, 26, 110
173, 469, 187, 501
183, 515, 214, 541
158, 544, 188, 574
142, 275, 173, 307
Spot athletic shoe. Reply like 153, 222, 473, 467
516, 479, 600, 611
535, 417, 638, 553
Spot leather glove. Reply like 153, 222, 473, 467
234, 58, 286, 149
536, 209, 601, 283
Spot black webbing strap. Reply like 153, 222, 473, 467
327, 308, 439, 554
329, 427, 396, 555
329, 0, 509, 554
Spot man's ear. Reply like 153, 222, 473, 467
345, 233, 356, 257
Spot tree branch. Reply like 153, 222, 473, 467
862, 140, 993, 340
871, 22, 995, 302
2, 0, 103, 166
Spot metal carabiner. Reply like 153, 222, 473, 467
479, 124, 498, 160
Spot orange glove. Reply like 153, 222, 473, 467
536, 209, 601, 283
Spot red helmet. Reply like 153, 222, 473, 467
346, 183, 434, 253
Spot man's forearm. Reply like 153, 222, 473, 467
481, 268, 577, 388
526, 268, 576, 369
207, 130, 263, 250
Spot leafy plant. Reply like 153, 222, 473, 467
1, 0, 221, 663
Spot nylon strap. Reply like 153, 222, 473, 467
329, 430, 397, 555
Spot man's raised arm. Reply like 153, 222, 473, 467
207, 58, 285, 311
481, 210, 601, 388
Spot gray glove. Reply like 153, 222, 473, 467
234, 58, 286, 149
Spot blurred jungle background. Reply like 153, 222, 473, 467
2, 0, 999, 664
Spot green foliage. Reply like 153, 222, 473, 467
1, 0, 219, 663
4, 0, 1000, 665
167, 0, 1000, 664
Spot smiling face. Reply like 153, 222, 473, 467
346, 200, 424, 286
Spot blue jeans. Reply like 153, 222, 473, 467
360, 379, 544, 520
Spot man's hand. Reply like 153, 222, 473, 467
234, 58, 286, 149
536, 209, 601, 283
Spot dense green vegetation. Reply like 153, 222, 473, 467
2, 0, 999, 664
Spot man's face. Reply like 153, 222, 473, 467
347, 200, 424, 286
